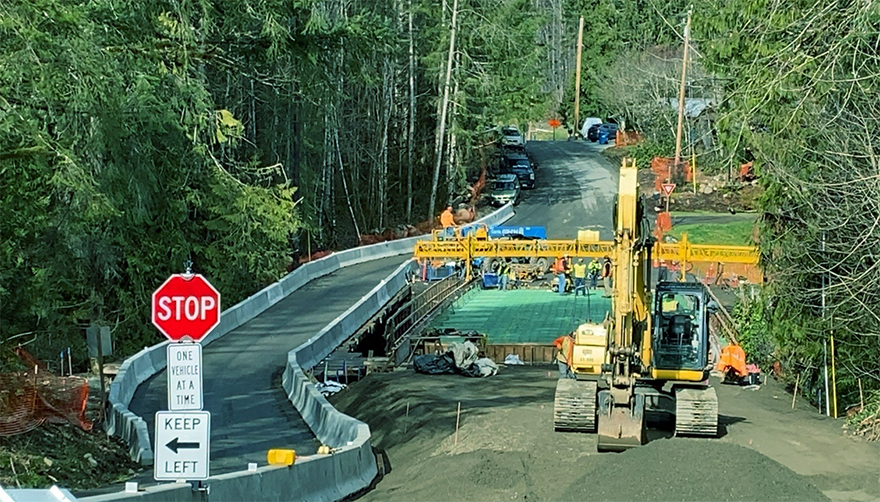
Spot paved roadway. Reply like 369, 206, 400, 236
126, 140, 617, 476
515, 141, 616, 239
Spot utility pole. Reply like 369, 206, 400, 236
573, 16, 585, 138
428, 0, 459, 221
668, 8, 692, 213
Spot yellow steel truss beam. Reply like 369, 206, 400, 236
413, 234, 759, 265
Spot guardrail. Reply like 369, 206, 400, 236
89, 204, 513, 501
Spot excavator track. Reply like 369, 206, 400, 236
554, 379, 598, 432
674, 387, 718, 436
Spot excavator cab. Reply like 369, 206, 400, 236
652, 282, 711, 375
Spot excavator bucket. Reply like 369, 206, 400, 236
597, 391, 646, 452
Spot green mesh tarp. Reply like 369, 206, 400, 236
431, 288, 612, 344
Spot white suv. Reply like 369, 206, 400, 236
501, 126, 525, 146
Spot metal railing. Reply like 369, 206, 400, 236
385, 273, 475, 359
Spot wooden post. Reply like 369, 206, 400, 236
95, 326, 106, 422
454, 401, 461, 446
830, 333, 838, 418
669, 8, 692, 214
792, 374, 800, 410
573, 16, 585, 136
405, 401, 410, 434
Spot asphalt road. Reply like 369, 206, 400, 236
126, 139, 615, 477
514, 141, 616, 239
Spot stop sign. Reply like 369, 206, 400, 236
152, 274, 221, 342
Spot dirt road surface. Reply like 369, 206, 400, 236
332, 366, 879, 502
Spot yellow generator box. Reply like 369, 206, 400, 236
577, 229, 600, 242
571, 323, 607, 374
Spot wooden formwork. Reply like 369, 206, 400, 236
487, 344, 557, 364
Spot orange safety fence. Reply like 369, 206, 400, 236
654, 258, 762, 285
0, 347, 92, 436
651, 157, 692, 191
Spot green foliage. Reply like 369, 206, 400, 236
694, 0, 880, 403
732, 293, 774, 367
0, 0, 561, 367
622, 138, 675, 170
0, 0, 303, 363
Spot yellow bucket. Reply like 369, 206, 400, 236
267, 449, 296, 466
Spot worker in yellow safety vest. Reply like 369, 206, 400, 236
553, 331, 576, 379
572, 259, 588, 297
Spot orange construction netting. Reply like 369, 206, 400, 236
0, 347, 92, 436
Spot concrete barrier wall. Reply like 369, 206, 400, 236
91, 204, 513, 501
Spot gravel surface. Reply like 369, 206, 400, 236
331, 366, 878, 502
563, 439, 828, 502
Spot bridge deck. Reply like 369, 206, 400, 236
431, 288, 611, 344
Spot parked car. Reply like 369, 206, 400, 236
580, 117, 603, 139
501, 160, 536, 189
500, 126, 525, 146
501, 151, 538, 171
488, 174, 521, 206
588, 122, 618, 142
501, 147, 538, 171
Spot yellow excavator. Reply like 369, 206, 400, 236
553, 158, 719, 451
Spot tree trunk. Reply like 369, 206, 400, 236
428, 0, 459, 221
335, 128, 361, 245
447, 76, 459, 202
406, 0, 415, 221
379, 58, 393, 228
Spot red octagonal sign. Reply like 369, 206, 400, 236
152, 274, 221, 342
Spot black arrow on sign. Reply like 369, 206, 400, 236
166, 438, 200, 454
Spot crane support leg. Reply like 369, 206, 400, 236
597, 389, 647, 452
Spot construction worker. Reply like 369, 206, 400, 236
552, 255, 569, 294
602, 255, 613, 297
553, 331, 576, 379
572, 258, 587, 296
499, 262, 510, 290
440, 205, 456, 239
588, 258, 602, 289
506, 265, 517, 290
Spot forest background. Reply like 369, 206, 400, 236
2, 0, 878, 408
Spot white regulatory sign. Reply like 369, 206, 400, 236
154, 411, 210, 481
167, 343, 203, 411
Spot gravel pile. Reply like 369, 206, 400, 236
563, 438, 828, 502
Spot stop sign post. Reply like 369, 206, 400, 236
152, 274, 221, 342
152, 273, 218, 481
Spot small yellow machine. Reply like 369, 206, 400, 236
553, 158, 719, 451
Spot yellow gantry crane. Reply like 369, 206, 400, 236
414, 223, 759, 281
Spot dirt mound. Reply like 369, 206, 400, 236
563, 438, 828, 502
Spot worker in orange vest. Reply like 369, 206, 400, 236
440, 205, 456, 226
552, 255, 569, 294
553, 331, 576, 379
439, 205, 456, 239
